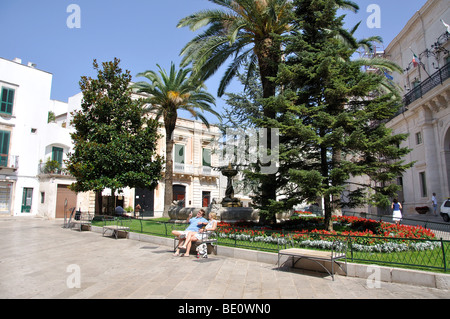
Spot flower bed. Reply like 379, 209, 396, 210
216, 215, 438, 253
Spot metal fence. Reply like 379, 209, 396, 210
97, 217, 449, 273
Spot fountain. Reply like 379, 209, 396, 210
212, 163, 258, 222
220, 163, 242, 207
168, 163, 258, 222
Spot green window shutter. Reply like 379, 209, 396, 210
1, 87, 14, 114
202, 148, 211, 167
52, 147, 63, 164
0, 131, 10, 166
175, 144, 184, 164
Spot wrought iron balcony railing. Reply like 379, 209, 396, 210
403, 62, 450, 107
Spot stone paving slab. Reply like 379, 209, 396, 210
0, 217, 449, 299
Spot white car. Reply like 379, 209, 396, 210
440, 199, 450, 222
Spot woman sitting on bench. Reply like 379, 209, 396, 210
178, 212, 218, 257
172, 209, 208, 256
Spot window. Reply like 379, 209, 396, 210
52, 147, 64, 165
412, 79, 421, 100
415, 132, 422, 145
202, 148, 211, 167
174, 144, 185, 164
21, 188, 33, 213
419, 172, 427, 197
0, 130, 10, 167
1, 87, 14, 115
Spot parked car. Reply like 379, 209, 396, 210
440, 199, 450, 222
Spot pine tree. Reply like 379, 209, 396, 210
256, 0, 413, 230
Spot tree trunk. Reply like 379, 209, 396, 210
320, 129, 333, 232
256, 37, 281, 224
163, 127, 175, 218
331, 148, 342, 217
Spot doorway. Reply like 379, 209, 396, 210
202, 191, 211, 207
173, 185, 186, 206
135, 187, 155, 217
21, 188, 33, 213
55, 185, 77, 218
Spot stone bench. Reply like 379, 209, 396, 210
174, 231, 218, 256
277, 241, 348, 281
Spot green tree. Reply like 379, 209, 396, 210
67, 58, 163, 214
258, 0, 413, 230
132, 63, 219, 217
178, 0, 359, 219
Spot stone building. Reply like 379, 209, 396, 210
368, 0, 449, 216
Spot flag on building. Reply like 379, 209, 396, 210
412, 53, 419, 67
441, 19, 450, 33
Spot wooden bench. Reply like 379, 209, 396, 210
102, 218, 132, 239
174, 231, 218, 255
277, 241, 348, 281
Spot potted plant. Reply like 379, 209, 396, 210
43, 158, 61, 174
415, 206, 429, 214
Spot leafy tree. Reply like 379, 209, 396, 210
257, 0, 413, 230
67, 58, 163, 214
132, 62, 219, 217
178, 0, 360, 219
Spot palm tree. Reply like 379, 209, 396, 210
178, 0, 295, 102
132, 62, 220, 217
178, 0, 359, 99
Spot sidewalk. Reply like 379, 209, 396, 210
0, 217, 448, 299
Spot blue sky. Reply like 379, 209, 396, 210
1, 0, 428, 124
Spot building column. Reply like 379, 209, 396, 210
422, 120, 441, 201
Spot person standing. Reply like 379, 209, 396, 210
391, 199, 402, 224
431, 193, 438, 216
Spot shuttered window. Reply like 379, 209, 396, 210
52, 147, 64, 164
0, 131, 10, 167
1, 87, 14, 115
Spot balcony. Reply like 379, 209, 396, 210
173, 163, 194, 175
0, 155, 19, 171
38, 161, 70, 176
403, 62, 450, 107
172, 163, 219, 179
201, 166, 220, 177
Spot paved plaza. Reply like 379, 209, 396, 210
0, 217, 449, 299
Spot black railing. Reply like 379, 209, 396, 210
403, 62, 450, 106
92, 217, 450, 272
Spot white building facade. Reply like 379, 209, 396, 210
0, 57, 53, 216
383, 0, 450, 216
0, 57, 230, 219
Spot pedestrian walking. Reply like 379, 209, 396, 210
391, 199, 402, 224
